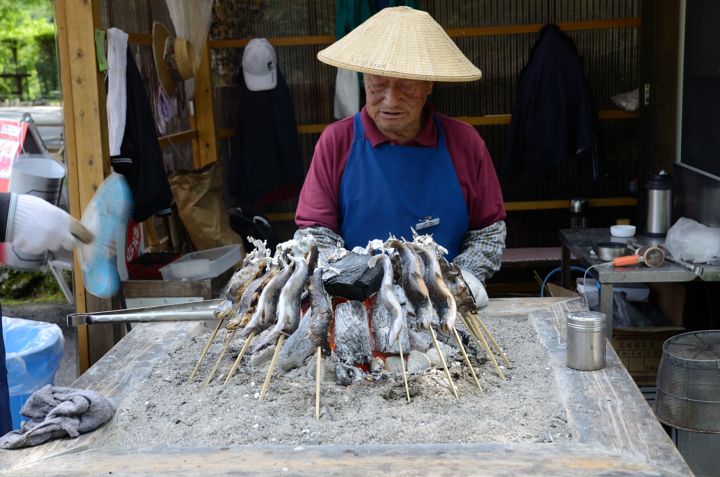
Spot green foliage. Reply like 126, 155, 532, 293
0, 0, 57, 100
0, 267, 65, 302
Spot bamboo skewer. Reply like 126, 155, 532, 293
473, 312, 510, 367
223, 331, 256, 384
260, 334, 285, 401
452, 326, 482, 392
189, 318, 224, 381
428, 325, 458, 399
203, 329, 237, 387
462, 313, 505, 381
315, 346, 322, 419
397, 335, 411, 403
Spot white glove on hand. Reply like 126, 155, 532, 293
460, 268, 489, 309
11, 194, 77, 255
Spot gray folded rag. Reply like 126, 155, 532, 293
0, 384, 116, 449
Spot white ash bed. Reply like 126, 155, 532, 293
1, 298, 692, 476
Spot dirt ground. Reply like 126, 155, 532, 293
100, 313, 571, 448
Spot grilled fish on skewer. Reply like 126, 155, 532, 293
242, 260, 295, 337
278, 267, 333, 371
386, 239, 434, 330
215, 257, 270, 319
226, 265, 279, 330
368, 253, 405, 345
438, 258, 475, 314
306, 267, 332, 352
410, 242, 457, 331
255, 254, 310, 349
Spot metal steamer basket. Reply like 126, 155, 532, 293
655, 331, 720, 433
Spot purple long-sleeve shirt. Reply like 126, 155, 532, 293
296, 106, 506, 233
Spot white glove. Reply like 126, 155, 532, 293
11, 194, 77, 255
460, 268, 489, 309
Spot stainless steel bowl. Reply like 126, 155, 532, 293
595, 242, 628, 261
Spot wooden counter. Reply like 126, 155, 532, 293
0, 297, 691, 476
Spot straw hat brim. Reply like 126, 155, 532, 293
152, 22, 175, 96
317, 6, 481, 82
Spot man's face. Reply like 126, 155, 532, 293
364, 74, 433, 142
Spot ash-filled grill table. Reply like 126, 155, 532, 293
1, 298, 691, 476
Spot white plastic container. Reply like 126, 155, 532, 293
159, 245, 242, 281
4, 156, 67, 270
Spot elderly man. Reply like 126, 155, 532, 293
294, 6, 506, 299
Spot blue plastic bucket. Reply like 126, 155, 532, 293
2, 316, 64, 429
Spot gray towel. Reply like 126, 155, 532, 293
0, 384, 116, 449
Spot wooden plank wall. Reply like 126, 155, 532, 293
209, 0, 644, 247
97, 0, 645, 250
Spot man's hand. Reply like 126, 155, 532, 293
11, 194, 77, 255
460, 268, 489, 308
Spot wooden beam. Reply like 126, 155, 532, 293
54, 0, 88, 371
209, 35, 336, 49
192, 42, 217, 168
55, 0, 114, 373
447, 18, 641, 38
206, 18, 641, 50
158, 129, 197, 148
213, 111, 639, 141
505, 197, 638, 211
127, 32, 151, 45
266, 198, 638, 223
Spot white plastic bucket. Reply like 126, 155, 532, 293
2, 156, 66, 270
10, 156, 66, 203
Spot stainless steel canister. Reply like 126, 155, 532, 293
569, 198, 588, 229
566, 311, 607, 371
645, 172, 673, 236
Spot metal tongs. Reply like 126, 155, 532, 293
67, 299, 223, 326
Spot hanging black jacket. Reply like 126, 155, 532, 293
110, 48, 173, 222
227, 68, 304, 207
503, 24, 602, 180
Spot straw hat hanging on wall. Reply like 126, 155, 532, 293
317, 6, 481, 82
152, 21, 198, 96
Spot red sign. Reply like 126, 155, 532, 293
0, 119, 29, 192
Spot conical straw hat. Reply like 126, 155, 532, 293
317, 6, 481, 82
152, 21, 197, 96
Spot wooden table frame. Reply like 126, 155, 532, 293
1, 298, 691, 476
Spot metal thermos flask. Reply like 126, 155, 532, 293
645, 172, 673, 236
566, 311, 607, 371
569, 198, 588, 229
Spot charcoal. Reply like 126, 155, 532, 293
324, 252, 382, 301
408, 329, 432, 352
333, 301, 372, 366
335, 361, 364, 385
278, 309, 315, 371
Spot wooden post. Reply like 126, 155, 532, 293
192, 42, 217, 168
54, 0, 114, 373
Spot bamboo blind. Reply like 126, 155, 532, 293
101, 0, 643, 247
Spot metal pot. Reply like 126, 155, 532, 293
595, 242, 628, 261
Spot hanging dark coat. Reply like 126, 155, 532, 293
503, 24, 602, 180
227, 68, 304, 206
110, 47, 173, 222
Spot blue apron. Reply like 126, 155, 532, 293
339, 113, 468, 259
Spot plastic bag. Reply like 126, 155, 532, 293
2, 316, 64, 397
664, 217, 720, 264
168, 162, 244, 251
611, 88, 639, 112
